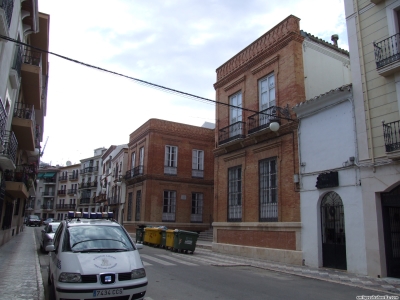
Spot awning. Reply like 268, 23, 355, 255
43, 172, 56, 178
37, 173, 45, 179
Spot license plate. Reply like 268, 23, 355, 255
93, 288, 123, 297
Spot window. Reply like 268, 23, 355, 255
229, 92, 243, 138
131, 152, 136, 169
164, 146, 178, 175
191, 193, 203, 222
259, 157, 278, 221
162, 190, 176, 222
259, 73, 276, 125
135, 190, 141, 221
139, 147, 144, 166
127, 192, 132, 221
14, 199, 20, 215
228, 166, 242, 221
192, 150, 204, 178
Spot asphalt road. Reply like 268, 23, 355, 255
34, 227, 389, 300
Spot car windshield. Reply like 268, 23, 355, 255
30, 215, 39, 219
65, 225, 134, 252
49, 224, 59, 233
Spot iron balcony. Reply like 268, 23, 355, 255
218, 121, 246, 146
383, 120, 400, 153
125, 165, 144, 180
56, 203, 76, 210
0, 0, 14, 31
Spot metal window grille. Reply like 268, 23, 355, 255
260, 157, 278, 221
228, 166, 242, 221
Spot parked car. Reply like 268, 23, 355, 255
46, 211, 147, 300
28, 215, 41, 227
43, 218, 56, 226
40, 222, 60, 252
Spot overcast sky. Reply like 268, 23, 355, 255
37, 0, 348, 166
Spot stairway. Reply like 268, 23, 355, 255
198, 228, 213, 242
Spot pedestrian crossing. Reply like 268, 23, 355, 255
140, 248, 251, 268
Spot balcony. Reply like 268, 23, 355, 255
41, 204, 54, 210
21, 50, 42, 109
94, 194, 106, 203
67, 189, 77, 195
57, 190, 66, 196
43, 177, 56, 184
42, 191, 55, 197
12, 102, 36, 151
80, 166, 98, 174
56, 203, 76, 211
80, 198, 91, 205
0, 132, 17, 171
125, 165, 144, 180
4, 168, 30, 199
218, 121, 246, 146
59, 175, 68, 182
69, 174, 79, 181
374, 34, 400, 76
383, 120, 400, 160
0, 0, 13, 38
248, 106, 291, 135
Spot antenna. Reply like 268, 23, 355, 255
40, 136, 49, 157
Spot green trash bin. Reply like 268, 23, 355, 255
171, 230, 199, 254
135, 227, 145, 243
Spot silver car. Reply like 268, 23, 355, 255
40, 222, 60, 252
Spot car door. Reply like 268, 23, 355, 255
41, 225, 49, 247
49, 222, 64, 282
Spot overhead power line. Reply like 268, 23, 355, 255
0, 34, 291, 120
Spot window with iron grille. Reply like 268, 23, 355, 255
135, 190, 141, 221
127, 192, 132, 221
191, 193, 203, 222
259, 157, 278, 221
162, 190, 176, 221
228, 166, 242, 221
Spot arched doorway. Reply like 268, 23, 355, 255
382, 185, 400, 278
320, 191, 347, 270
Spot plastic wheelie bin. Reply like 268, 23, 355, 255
144, 227, 163, 247
161, 229, 175, 250
171, 230, 199, 254
135, 226, 145, 243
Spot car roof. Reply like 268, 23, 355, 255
48, 222, 60, 225
64, 219, 120, 227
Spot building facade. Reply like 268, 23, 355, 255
0, 1, 49, 246
55, 163, 79, 220
344, 0, 400, 278
212, 15, 351, 264
123, 119, 214, 233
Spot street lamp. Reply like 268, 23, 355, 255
269, 121, 280, 132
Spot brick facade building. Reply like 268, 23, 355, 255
123, 119, 214, 233
212, 15, 350, 265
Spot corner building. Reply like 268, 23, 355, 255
123, 119, 214, 233
212, 15, 350, 264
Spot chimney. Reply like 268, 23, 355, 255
331, 34, 339, 47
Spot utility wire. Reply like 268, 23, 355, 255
0, 34, 291, 120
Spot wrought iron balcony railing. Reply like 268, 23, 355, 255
69, 174, 79, 180
218, 121, 246, 146
80, 166, 99, 174
57, 190, 66, 195
59, 175, 68, 181
3, 167, 30, 189
383, 120, 400, 152
56, 203, 76, 210
67, 189, 77, 195
0, 101, 8, 146
23, 49, 42, 67
41, 204, 54, 210
125, 165, 144, 180
13, 102, 35, 122
247, 105, 291, 135
42, 191, 55, 197
1, 130, 17, 165
374, 33, 400, 69
0, 0, 14, 30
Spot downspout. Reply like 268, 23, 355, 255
355, 0, 376, 168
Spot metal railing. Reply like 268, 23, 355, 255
374, 33, 400, 69
13, 102, 35, 122
0, 0, 14, 30
80, 166, 99, 174
125, 165, 144, 180
23, 49, 42, 67
67, 189, 77, 195
1, 131, 17, 165
42, 191, 55, 196
69, 174, 79, 180
3, 166, 30, 189
56, 203, 76, 210
59, 175, 68, 181
0, 101, 8, 146
247, 105, 291, 134
41, 204, 54, 210
57, 190, 66, 195
383, 120, 400, 152
218, 121, 246, 146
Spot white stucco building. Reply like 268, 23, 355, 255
293, 84, 369, 275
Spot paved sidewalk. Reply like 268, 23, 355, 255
0, 226, 44, 300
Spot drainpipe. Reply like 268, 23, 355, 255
354, 0, 376, 169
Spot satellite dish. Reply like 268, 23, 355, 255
66, 161, 72, 166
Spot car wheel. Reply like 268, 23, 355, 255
47, 268, 51, 285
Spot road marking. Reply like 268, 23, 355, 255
156, 254, 199, 266
142, 261, 152, 266
140, 254, 176, 266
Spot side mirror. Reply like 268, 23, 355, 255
136, 243, 143, 250
45, 245, 55, 252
